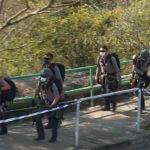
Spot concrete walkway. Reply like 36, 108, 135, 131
1, 95, 150, 150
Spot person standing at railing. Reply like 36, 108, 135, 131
131, 49, 150, 111
95, 46, 121, 111
42, 52, 65, 129
0, 77, 17, 135
33, 68, 60, 142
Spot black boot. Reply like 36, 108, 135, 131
104, 98, 110, 111
35, 136, 45, 141
112, 101, 116, 112
102, 107, 110, 111
49, 137, 56, 143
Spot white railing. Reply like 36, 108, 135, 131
75, 88, 142, 147
0, 88, 144, 148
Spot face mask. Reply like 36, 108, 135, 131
43, 58, 50, 66
100, 52, 106, 57
40, 77, 47, 82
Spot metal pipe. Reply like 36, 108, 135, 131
13, 80, 131, 102
137, 88, 142, 132
79, 88, 138, 103
89, 68, 94, 107
10, 59, 133, 79
75, 102, 80, 148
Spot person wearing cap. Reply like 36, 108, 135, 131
132, 49, 150, 111
42, 53, 53, 69
95, 46, 121, 111
33, 68, 60, 142
41, 53, 64, 129
42, 53, 64, 100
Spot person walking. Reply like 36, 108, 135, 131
95, 46, 121, 111
34, 68, 60, 142
131, 49, 150, 111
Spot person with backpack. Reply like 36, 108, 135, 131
131, 49, 150, 111
95, 46, 121, 111
33, 68, 60, 142
42, 52, 65, 129
0, 77, 17, 135
42, 53, 65, 98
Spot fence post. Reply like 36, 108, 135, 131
89, 68, 94, 107
75, 101, 80, 148
137, 88, 142, 132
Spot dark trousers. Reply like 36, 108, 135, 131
36, 111, 58, 139
104, 96, 116, 110
135, 72, 150, 110
0, 123, 7, 134
102, 76, 117, 111
137, 81, 145, 110
0, 110, 7, 134
140, 93, 145, 110
47, 109, 64, 127
48, 113, 58, 139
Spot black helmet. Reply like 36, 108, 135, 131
41, 68, 53, 77
140, 49, 149, 60
40, 68, 55, 85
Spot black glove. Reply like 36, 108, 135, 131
49, 105, 53, 109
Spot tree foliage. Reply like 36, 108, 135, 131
0, 0, 149, 75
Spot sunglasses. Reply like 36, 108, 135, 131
99, 50, 106, 52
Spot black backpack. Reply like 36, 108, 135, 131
107, 53, 120, 70
50, 63, 65, 81
2, 77, 17, 103
49, 63, 65, 94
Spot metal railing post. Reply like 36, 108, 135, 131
89, 68, 94, 107
137, 88, 142, 132
75, 101, 80, 148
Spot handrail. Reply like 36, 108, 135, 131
12, 59, 133, 106
13, 77, 130, 102
0, 87, 142, 148
75, 88, 141, 147
10, 59, 133, 79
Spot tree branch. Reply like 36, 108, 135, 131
0, 0, 80, 31
0, 40, 42, 53
1, 28, 15, 41
0, 0, 30, 31
38, 0, 55, 12
87, 0, 101, 11
0, 44, 26, 52
0, 0, 4, 13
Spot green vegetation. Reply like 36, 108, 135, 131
0, 0, 149, 75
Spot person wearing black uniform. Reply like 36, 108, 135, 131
0, 77, 16, 135
42, 53, 65, 129
95, 46, 121, 111
34, 68, 60, 142
131, 49, 150, 111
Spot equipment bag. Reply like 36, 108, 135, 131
50, 63, 65, 82
49, 63, 65, 94
107, 53, 120, 70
